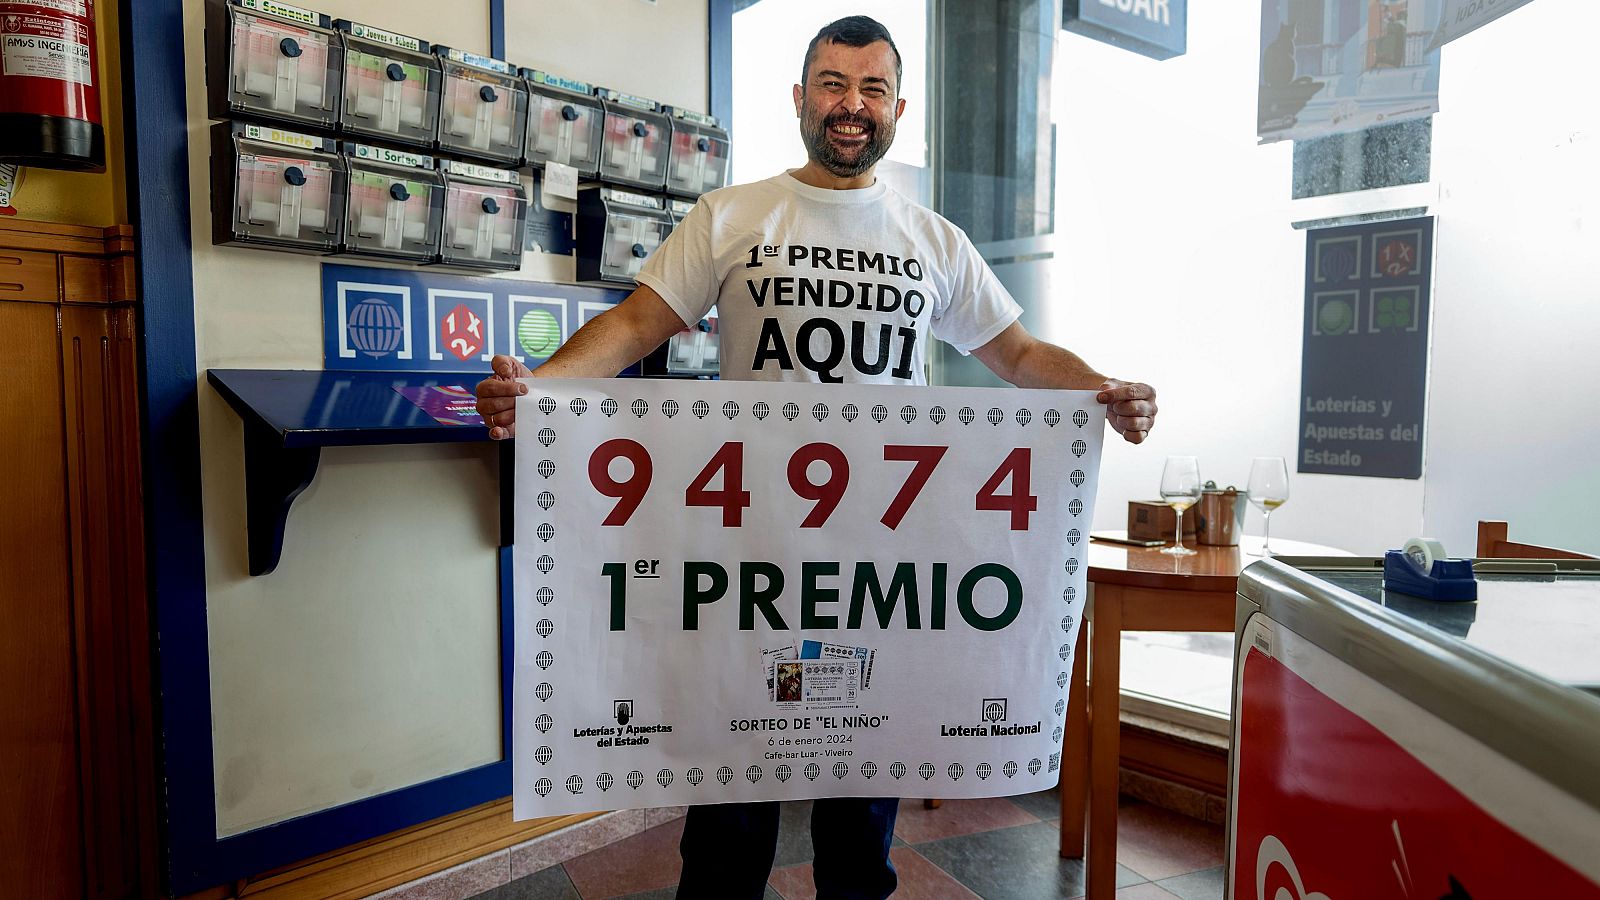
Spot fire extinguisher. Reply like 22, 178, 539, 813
0, 0, 105, 171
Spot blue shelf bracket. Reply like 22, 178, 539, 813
243, 416, 322, 576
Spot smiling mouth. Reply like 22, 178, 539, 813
828, 121, 870, 140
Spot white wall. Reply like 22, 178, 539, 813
182, 0, 708, 836
1050, 0, 1598, 557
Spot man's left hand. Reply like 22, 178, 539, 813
1097, 380, 1157, 444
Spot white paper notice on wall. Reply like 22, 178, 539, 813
542, 161, 579, 203
511, 379, 1105, 818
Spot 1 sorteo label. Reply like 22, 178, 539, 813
0, 1, 101, 121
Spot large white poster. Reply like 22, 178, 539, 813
512, 379, 1103, 818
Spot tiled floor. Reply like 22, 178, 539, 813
469, 792, 1224, 900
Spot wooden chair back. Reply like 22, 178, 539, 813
1476, 521, 1596, 560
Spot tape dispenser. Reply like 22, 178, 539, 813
1383, 537, 1478, 602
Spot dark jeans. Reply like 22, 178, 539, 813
676, 798, 899, 900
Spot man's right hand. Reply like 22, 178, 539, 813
476, 355, 533, 440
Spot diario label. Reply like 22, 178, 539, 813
243, 123, 324, 151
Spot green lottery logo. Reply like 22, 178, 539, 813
1373, 290, 1415, 331
517, 309, 562, 357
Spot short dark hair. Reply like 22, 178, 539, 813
800, 15, 902, 94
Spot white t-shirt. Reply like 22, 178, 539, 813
636, 171, 1022, 385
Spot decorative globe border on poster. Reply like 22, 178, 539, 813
513, 381, 1101, 816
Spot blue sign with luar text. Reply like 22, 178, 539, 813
1063, 0, 1187, 60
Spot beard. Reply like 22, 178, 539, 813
800, 104, 895, 178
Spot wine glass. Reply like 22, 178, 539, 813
1159, 456, 1202, 556
1246, 457, 1290, 556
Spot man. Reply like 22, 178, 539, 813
477, 16, 1157, 899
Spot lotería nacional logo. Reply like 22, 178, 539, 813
614, 700, 633, 726
940, 698, 1040, 738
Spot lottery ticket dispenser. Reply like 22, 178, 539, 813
339, 142, 443, 262
576, 185, 672, 284
594, 87, 670, 192
208, 0, 343, 129
334, 19, 440, 148
212, 121, 346, 253
663, 107, 730, 199
432, 46, 529, 165
434, 159, 527, 270
521, 69, 605, 179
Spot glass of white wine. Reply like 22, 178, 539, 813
1246, 457, 1290, 556
1159, 456, 1202, 556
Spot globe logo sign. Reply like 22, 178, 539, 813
947, 763, 963, 781
596, 772, 614, 791
722, 401, 739, 419
860, 761, 878, 779
537, 491, 555, 510
1044, 409, 1061, 427
805, 763, 822, 781
537, 459, 555, 478
537, 396, 556, 414
656, 768, 673, 787
1053, 726, 1063, 743
565, 775, 583, 794
535, 650, 554, 669
716, 766, 734, 784
983, 699, 1007, 722
929, 405, 946, 424
1063, 586, 1077, 603
833, 762, 849, 779
1067, 528, 1082, 546
1003, 761, 1018, 778
347, 296, 406, 358
516, 308, 562, 358
841, 403, 859, 422
1064, 558, 1078, 575
536, 554, 554, 573
536, 587, 554, 605
889, 762, 907, 780
1070, 469, 1086, 488
1073, 409, 1090, 427
626, 770, 644, 789
812, 402, 829, 421
957, 406, 975, 425
1028, 758, 1042, 775
536, 618, 554, 637
599, 398, 618, 417
899, 405, 916, 423
870, 404, 888, 423
534, 745, 553, 764
1057, 672, 1069, 689
1071, 440, 1087, 457
1016, 408, 1032, 426
534, 682, 553, 700
630, 399, 648, 418
662, 399, 679, 418
745, 765, 763, 783
1320, 244, 1357, 281
534, 778, 552, 797
569, 398, 587, 416
781, 402, 800, 421
752, 401, 770, 420
1054, 699, 1066, 716
1061, 615, 1073, 633
986, 407, 1004, 425
686, 767, 703, 786
1059, 643, 1071, 661
692, 400, 711, 419
775, 764, 792, 782
534, 713, 553, 733
975, 762, 992, 780
537, 428, 556, 447
536, 523, 554, 542
1068, 498, 1083, 516
918, 762, 936, 781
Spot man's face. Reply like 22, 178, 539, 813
793, 39, 906, 178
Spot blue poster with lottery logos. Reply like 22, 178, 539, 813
322, 264, 629, 374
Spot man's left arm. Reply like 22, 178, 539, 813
971, 322, 1158, 444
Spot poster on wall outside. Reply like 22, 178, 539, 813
1428, 0, 1537, 50
511, 379, 1104, 817
1259, 0, 1443, 143
1298, 215, 1432, 478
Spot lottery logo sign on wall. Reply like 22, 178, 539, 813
512, 379, 1105, 817
320, 264, 628, 374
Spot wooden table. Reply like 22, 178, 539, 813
1058, 532, 1348, 900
